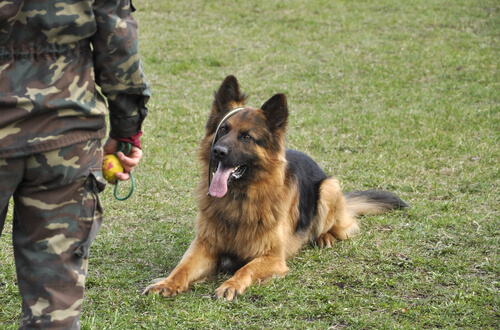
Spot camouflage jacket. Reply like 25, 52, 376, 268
0, 0, 150, 159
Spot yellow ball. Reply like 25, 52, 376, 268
102, 154, 124, 182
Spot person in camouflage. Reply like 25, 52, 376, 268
0, 0, 150, 328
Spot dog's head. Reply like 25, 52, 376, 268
201, 75, 288, 198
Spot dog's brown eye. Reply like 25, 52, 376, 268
219, 127, 227, 134
243, 134, 252, 141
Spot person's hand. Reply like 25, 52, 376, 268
103, 137, 143, 181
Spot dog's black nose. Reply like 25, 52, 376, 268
212, 145, 228, 160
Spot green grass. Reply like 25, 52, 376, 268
1, 0, 499, 328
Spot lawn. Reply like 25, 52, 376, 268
1, 0, 498, 328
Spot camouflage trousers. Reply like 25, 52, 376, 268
0, 139, 106, 329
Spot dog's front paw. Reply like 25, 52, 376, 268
142, 278, 187, 297
214, 280, 246, 301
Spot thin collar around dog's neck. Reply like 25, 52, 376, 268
207, 107, 245, 196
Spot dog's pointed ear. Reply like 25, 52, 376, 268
212, 75, 247, 114
206, 75, 248, 134
261, 93, 288, 131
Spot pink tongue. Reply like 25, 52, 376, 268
209, 162, 233, 198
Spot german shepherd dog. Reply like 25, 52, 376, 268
143, 75, 408, 300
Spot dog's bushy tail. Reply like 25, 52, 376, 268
344, 190, 408, 217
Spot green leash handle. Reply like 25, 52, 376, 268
114, 172, 134, 201
113, 142, 135, 201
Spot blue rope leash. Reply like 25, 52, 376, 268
114, 142, 135, 201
